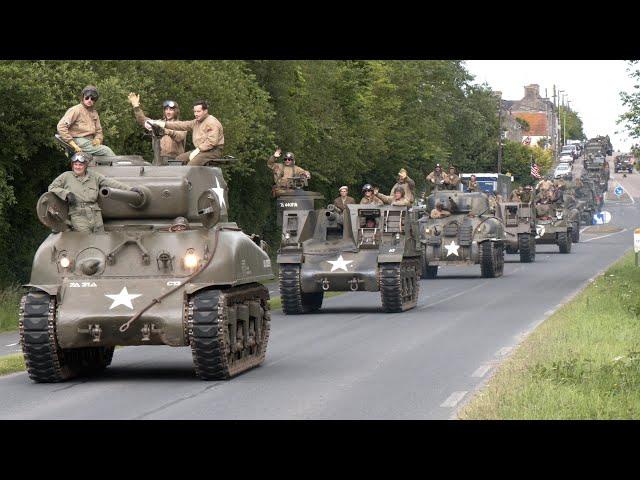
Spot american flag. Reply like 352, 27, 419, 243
531, 163, 541, 179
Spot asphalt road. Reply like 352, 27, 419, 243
1, 157, 638, 419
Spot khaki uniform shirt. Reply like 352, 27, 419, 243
333, 196, 356, 211
391, 177, 415, 204
133, 107, 187, 157
376, 192, 411, 206
360, 195, 384, 206
467, 180, 480, 192
430, 208, 451, 219
445, 173, 460, 189
537, 179, 553, 191
165, 114, 224, 152
57, 103, 104, 143
426, 171, 448, 186
266, 155, 309, 188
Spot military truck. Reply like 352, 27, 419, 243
585, 135, 613, 158
419, 191, 505, 278
534, 197, 573, 253
575, 182, 600, 225
615, 154, 634, 174
496, 199, 536, 263
20, 136, 273, 383
277, 201, 422, 313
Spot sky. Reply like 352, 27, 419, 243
465, 60, 636, 152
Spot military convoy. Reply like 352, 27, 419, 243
496, 200, 536, 263
277, 188, 422, 313
418, 191, 505, 278
21, 137, 274, 382
533, 197, 575, 253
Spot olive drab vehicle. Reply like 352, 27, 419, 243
496, 199, 536, 263
277, 200, 422, 313
20, 131, 274, 383
615, 154, 634, 174
534, 194, 574, 253
419, 191, 506, 278
274, 175, 324, 227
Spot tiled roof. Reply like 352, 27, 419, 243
514, 112, 549, 136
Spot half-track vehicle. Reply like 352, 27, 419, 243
21, 134, 273, 383
496, 199, 536, 263
419, 191, 505, 278
277, 200, 422, 313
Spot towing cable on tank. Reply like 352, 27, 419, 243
118, 226, 235, 333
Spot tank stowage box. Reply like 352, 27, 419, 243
22, 163, 274, 382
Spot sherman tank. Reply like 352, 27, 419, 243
277, 196, 422, 313
419, 191, 505, 278
20, 137, 273, 383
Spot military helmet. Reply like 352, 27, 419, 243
70, 152, 92, 164
284, 152, 295, 161
169, 216, 189, 232
81, 85, 99, 99
362, 183, 374, 193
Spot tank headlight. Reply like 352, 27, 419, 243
59, 256, 71, 268
285, 233, 291, 240
424, 227, 431, 234
556, 211, 563, 219
184, 250, 198, 269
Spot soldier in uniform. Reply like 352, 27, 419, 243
510, 187, 522, 202
444, 166, 461, 190
147, 100, 224, 166
466, 174, 480, 192
430, 201, 452, 219
519, 185, 534, 203
360, 183, 384, 205
267, 148, 311, 195
48, 152, 141, 233
127, 93, 187, 160
426, 164, 448, 191
374, 186, 411, 206
391, 168, 416, 204
536, 177, 554, 192
57, 85, 116, 157
333, 185, 355, 212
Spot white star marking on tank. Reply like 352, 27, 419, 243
104, 287, 142, 310
212, 178, 226, 208
326, 255, 353, 272
444, 240, 460, 257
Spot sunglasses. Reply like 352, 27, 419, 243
163, 100, 177, 108
84, 95, 98, 101
364, 189, 373, 192
284, 158, 293, 161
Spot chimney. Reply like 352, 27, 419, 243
524, 84, 540, 99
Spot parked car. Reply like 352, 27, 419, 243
554, 163, 572, 179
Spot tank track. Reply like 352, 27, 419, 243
379, 257, 420, 312
20, 290, 114, 383
187, 283, 270, 380
279, 264, 323, 314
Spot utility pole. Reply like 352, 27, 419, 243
558, 90, 565, 149
552, 85, 558, 162
497, 93, 502, 173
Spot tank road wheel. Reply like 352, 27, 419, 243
20, 290, 114, 383
480, 241, 504, 278
518, 233, 535, 263
278, 264, 323, 314
380, 258, 420, 312
571, 221, 581, 243
558, 231, 572, 253
420, 251, 438, 279
187, 284, 271, 380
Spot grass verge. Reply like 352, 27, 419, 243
0, 285, 22, 333
460, 250, 640, 419
0, 353, 25, 376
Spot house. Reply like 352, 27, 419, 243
502, 84, 559, 150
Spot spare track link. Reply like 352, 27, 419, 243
379, 258, 420, 313
188, 283, 270, 380
20, 290, 115, 383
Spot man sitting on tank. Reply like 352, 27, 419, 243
374, 186, 412, 206
48, 152, 143, 233
430, 201, 451, 219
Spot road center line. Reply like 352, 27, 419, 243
440, 391, 468, 408
419, 282, 487, 310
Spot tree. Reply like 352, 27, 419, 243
558, 106, 586, 142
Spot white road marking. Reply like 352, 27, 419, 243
419, 282, 487, 310
471, 365, 492, 378
440, 391, 468, 408
496, 346, 513, 357
4, 342, 18, 347
582, 228, 628, 243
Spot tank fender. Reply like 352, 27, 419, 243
23, 284, 60, 296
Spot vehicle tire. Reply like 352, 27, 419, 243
558, 231, 572, 253
571, 221, 580, 243
518, 233, 535, 263
480, 241, 503, 278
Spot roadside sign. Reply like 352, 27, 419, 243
592, 211, 612, 225
635, 228, 640, 253
614, 185, 624, 197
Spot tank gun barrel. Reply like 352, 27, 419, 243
100, 187, 145, 207
325, 204, 342, 224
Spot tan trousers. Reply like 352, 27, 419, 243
176, 146, 224, 166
